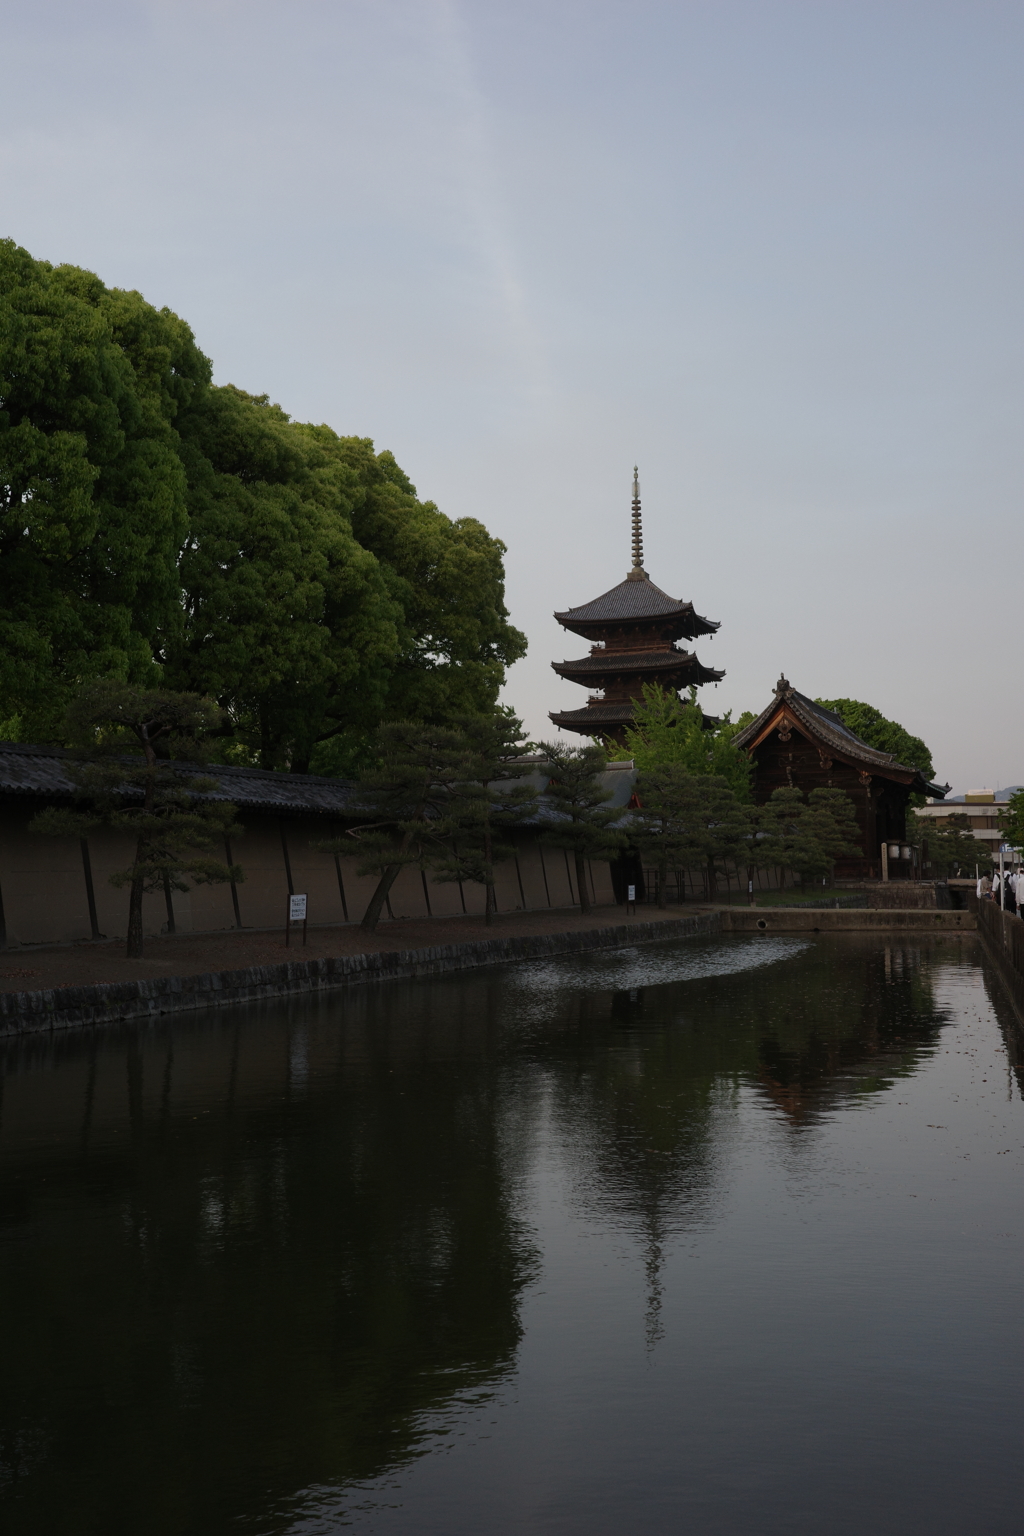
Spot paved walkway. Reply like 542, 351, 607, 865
0, 904, 710, 993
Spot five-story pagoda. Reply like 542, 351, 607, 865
549, 469, 723, 745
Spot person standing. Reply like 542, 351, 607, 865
978, 873, 993, 900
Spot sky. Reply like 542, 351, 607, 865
2, 0, 1021, 792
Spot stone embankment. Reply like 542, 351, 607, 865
721, 909, 973, 934
0, 912, 721, 1035
0, 904, 982, 1037
976, 899, 1024, 1026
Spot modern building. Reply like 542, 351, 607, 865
914, 788, 1023, 853
549, 469, 723, 744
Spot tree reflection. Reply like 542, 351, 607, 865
0, 934, 968, 1529
0, 991, 537, 1534
506, 936, 954, 1345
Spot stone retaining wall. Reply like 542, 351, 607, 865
721, 909, 975, 934
976, 900, 1024, 1026
0, 913, 721, 1035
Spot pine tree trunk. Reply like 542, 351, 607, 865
484, 816, 495, 925
575, 850, 591, 914
360, 861, 403, 932
657, 855, 668, 909
706, 853, 718, 902
126, 855, 146, 958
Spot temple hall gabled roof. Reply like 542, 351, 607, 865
732, 680, 948, 798
554, 572, 719, 637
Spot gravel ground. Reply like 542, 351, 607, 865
0, 903, 708, 993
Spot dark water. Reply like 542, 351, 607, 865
2, 933, 1023, 1535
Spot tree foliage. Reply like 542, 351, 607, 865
910, 810, 993, 878
607, 685, 752, 800
753, 786, 861, 882
814, 698, 935, 780
323, 722, 474, 932
631, 766, 748, 905
1000, 790, 1024, 855
0, 241, 526, 766
430, 711, 537, 924
538, 742, 625, 915
29, 682, 242, 957
0, 240, 206, 738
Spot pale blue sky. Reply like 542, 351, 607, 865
3, 0, 1021, 789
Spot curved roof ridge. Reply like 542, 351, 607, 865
732, 683, 946, 796
554, 573, 718, 629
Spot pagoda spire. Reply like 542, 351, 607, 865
629, 465, 645, 579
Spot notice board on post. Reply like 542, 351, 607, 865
286, 892, 308, 945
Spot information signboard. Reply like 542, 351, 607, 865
286, 893, 309, 945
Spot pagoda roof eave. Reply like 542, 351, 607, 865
552, 657, 724, 686
553, 572, 719, 635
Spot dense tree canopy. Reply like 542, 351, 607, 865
607, 684, 752, 800
814, 698, 935, 781
0, 240, 205, 736
0, 241, 526, 767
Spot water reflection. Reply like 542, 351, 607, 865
0, 934, 978, 1533
0, 995, 538, 1533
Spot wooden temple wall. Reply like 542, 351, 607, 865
0, 802, 618, 948
751, 733, 912, 879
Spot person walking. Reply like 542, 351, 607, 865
977, 872, 993, 900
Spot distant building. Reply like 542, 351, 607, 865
732, 677, 947, 879
914, 788, 1023, 853
549, 468, 722, 744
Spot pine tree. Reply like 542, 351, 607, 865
538, 742, 625, 915
29, 682, 242, 957
322, 722, 472, 932
430, 710, 537, 924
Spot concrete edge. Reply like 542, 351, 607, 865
0, 913, 722, 1034
719, 909, 975, 934
974, 905, 1024, 1031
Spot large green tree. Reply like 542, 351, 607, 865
814, 698, 935, 780
302, 433, 527, 764
167, 387, 401, 771
0, 240, 208, 737
607, 685, 752, 800
1, 241, 526, 767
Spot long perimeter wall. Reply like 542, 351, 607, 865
0, 803, 616, 947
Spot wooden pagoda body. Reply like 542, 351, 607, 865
549, 473, 723, 745
732, 678, 947, 879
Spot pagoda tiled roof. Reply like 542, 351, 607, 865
554, 572, 718, 633
549, 702, 639, 725
552, 649, 723, 682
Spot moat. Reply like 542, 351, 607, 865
1, 932, 1022, 1534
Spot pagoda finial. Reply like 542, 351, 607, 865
629, 465, 646, 578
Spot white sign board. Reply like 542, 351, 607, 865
289, 893, 308, 922
627, 885, 636, 902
